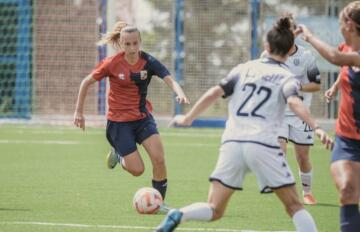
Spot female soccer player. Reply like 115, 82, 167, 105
262, 14, 321, 205
74, 21, 189, 202
156, 17, 333, 232
300, 1, 360, 231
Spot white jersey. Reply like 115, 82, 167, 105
219, 57, 301, 147
284, 45, 320, 115
262, 45, 320, 115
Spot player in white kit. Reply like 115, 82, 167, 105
262, 14, 321, 205
155, 17, 333, 232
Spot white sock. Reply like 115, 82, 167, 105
292, 209, 317, 232
180, 202, 213, 222
299, 170, 313, 194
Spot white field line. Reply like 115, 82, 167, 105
0, 221, 294, 232
0, 139, 219, 147
0, 139, 81, 145
5, 129, 222, 138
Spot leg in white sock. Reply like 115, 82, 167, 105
180, 202, 213, 222
299, 169, 313, 194
292, 209, 317, 232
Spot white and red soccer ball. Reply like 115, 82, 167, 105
133, 187, 163, 214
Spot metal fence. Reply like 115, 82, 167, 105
0, 0, 351, 122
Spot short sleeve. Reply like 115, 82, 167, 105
219, 66, 241, 98
282, 77, 301, 101
91, 59, 110, 81
147, 55, 170, 79
306, 54, 321, 83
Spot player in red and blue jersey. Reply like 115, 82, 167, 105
301, 2, 360, 231
74, 22, 189, 206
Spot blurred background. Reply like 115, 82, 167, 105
0, 0, 351, 126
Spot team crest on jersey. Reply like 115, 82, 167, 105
118, 73, 125, 80
293, 58, 300, 66
140, 70, 148, 80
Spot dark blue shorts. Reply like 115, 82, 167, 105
331, 135, 360, 163
106, 114, 159, 157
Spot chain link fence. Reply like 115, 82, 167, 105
0, 0, 351, 123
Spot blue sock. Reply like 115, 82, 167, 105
152, 179, 167, 200
340, 204, 360, 232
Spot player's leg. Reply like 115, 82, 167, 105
331, 135, 360, 232
105, 120, 145, 176
274, 185, 317, 232
156, 142, 243, 232
121, 150, 145, 176
331, 160, 360, 232
142, 134, 168, 199
155, 181, 235, 232
293, 144, 316, 204
278, 119, 290, 155
331, 160, 360, 205
182, 181, 235, 222
289, 118, 316, 204
137, 115, 168, 200
244, 143, 316, 231
107, 147, 145, 176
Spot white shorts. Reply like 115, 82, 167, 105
209, 141, 295, 193
278, 116, 314, 145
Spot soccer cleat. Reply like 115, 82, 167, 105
303, 193, 317, 205
106, 147, 120, 169
155, 209, 183, 232
157, 203, 173, 215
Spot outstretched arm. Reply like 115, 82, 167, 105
169, 86, 224, 126
74, 74, 97, 130
163, 76, 190, 104
300, 25, 360, 67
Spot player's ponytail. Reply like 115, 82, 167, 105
275, 17, 292, 32
266, 16, 294, 57
97, 21, 128, 49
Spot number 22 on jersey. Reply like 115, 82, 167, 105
236, 83, 272, 119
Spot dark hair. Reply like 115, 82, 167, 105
266, 16, 294, 56
281, 12, 297, 31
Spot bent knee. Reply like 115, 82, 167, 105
210, 206, 225, 221
339, 184, 358, 204
128, 167, 145, 176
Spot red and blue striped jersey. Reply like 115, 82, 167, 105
91, 51, 170, 122
336, 44, 360, 140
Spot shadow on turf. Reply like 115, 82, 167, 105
0, 208, 31, 211
314, 203, 339, 208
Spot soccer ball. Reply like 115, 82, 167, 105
133, 187, 163, 214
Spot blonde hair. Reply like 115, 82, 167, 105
341, 1, 360, 34
97, 21, 128, 49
